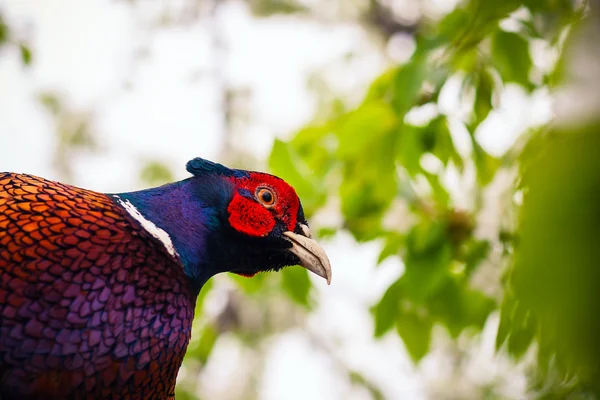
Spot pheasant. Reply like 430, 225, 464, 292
0, 157, 331, 400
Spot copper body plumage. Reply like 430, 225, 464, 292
0, 157, 333, 399
0, 173, 195, 399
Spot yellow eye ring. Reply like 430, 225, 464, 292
256, 187, 276, 208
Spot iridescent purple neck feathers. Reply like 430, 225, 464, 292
114, 176, 231, 288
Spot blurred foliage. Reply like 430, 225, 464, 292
0, 14, 9, 45
247, 0, 309, 17
498, 124, 600, 395
266, 0, 599, 397
19, 43, 31, 66
38, 92, 97, 181
0, 12, 32, 67
139, 160, 175, 186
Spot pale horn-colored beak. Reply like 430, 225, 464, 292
283, 224, 332, 285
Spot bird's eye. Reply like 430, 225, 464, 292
256, 187, 276, 207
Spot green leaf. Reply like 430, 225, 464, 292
249, 0, 309, 17
496, 293, 515, 350
437, 0, 521, 56
470, 0, 522, 24
363, 68, 396, 104
291, 125, 331, 156
19, 43, 32, 66
396, 309, 433, 362
429, 277, 495, 338
462, 239, 491, 276
290, 125, 334, 177
545, 19, 578, 87
317, 227, 337, 239
523, 0, 580, 42
491, 29, 533, 90
140, 161, 174, 186
429, 117, 464, 171
194, 324, 218, 364
377, 232, 404, 265
403, 220, 453, 302
39, 93, 61, 115
397, 123, 423, 177
343, 215, 384, 243
269, 139, 313, 196
348, 371, 385, 400
506, 124, 600, 387
473, 68, 494, 124
392, 51, 428, 115
336, 101, 396, 159
269, 139, 325, 216
281, 266, 312, 308
408, 218, 447, 254
459, 287, 496, 331
402, 245, 452, 303
338, 176, 379, 220
471, 137, 500, 186
0, 17, 9, 45
372, 279, 403, 337
422, 171, 450, 207
436, 7, 471, 44
398, 117, 463, 178
501, 300, 535, 359
339, 129, 398, 241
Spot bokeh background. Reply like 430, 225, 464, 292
1, 0, 599, 399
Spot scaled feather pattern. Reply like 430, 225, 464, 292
0, 158, 331, 400
0, 173, 193, 399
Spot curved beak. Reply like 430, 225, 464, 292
283, 224, 332, 285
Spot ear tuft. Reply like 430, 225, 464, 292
186, 158, 248, 178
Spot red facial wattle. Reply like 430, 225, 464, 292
227, 191, 275, 237
226, 172, 300, 237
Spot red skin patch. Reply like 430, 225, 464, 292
227, 172, 300, 237
227, 192, 275, 237
226, 172, 303, 279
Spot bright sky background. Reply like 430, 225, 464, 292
0, 1, 550, 399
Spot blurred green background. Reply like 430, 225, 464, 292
1, 0, 599, 398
